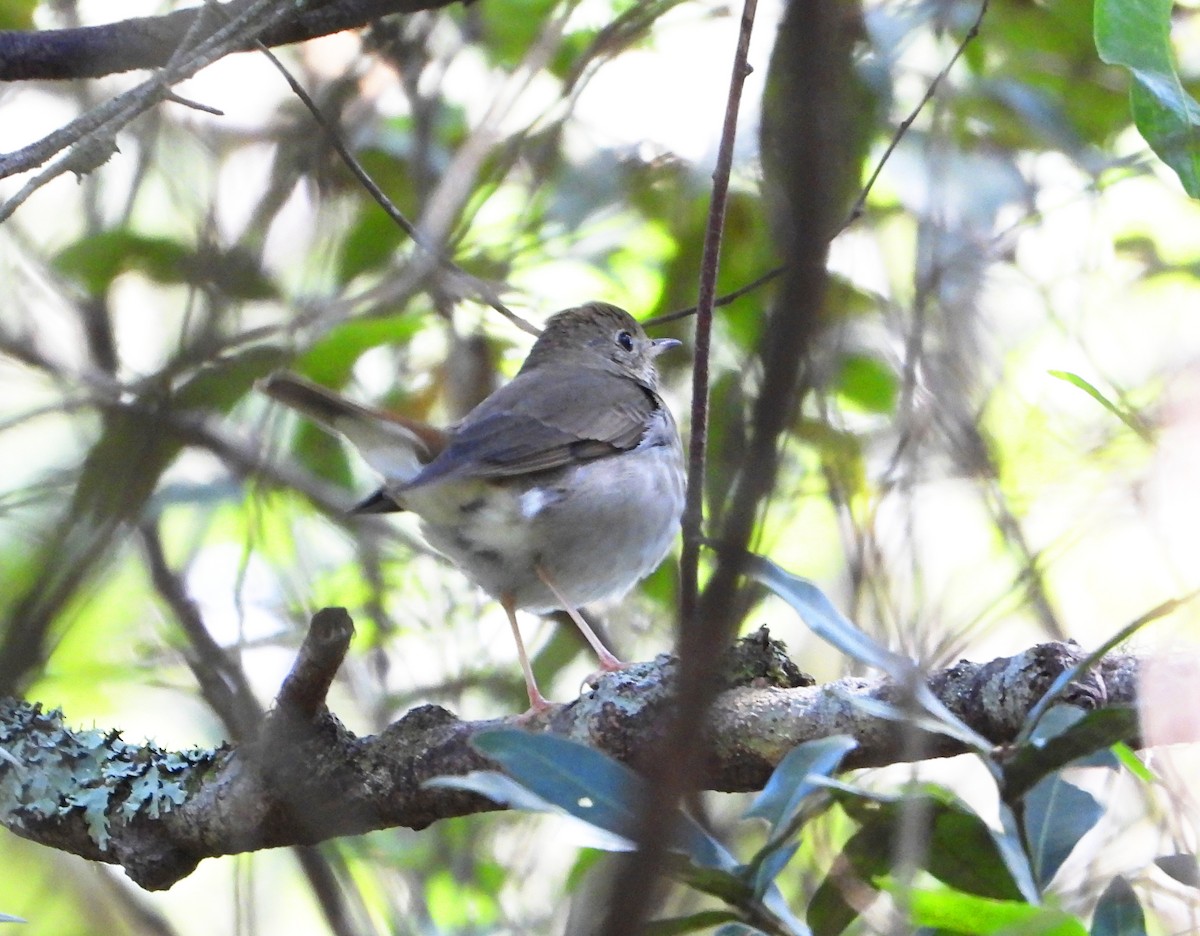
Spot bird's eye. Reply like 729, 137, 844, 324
616, 330, 635, 352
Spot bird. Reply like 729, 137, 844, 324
260, 302, 685, 712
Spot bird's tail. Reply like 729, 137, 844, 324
259, 372, 447, 486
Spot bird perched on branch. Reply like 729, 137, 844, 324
260, 302, 685, 711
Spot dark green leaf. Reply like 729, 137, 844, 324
808, 819, 890, 936
745, 736, 856, 838
469, 729, 737, 871
176, 346, 288, 413
1094, 0, 1200, 197
831, 785, 1025, 901
735, 550, 991, 754
54, 231, 189, 295
643, 910, 741, 936
1091, 875, 1145, 936
477, 0, 558, 68
1023, 775, 1103, 887
1154, 853, 1200, 888
53, 231, 275, 298
1002, 705, 1138, 801
749, 841, 799, 900
337, 205, 407, 284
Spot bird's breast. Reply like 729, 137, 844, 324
406, 435, 684, 613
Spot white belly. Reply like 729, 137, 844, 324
412, 438, 684, 613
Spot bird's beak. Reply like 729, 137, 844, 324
650, 337, 682, 357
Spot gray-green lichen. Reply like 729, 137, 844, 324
0, 699, 217, 849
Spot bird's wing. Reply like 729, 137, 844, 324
407, 367, 659, 485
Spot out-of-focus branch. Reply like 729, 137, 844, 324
0, 0, 459, 82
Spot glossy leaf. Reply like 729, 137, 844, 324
1095, 0, 1200, 197
469, 729, 737, 871
899, 884, 1086, 935
1023, 775, 1103, 888
642, 910, 741, 936
749, 841, 799, 900
1001, 705, 1136, 801
1154, 853, 1200, 889
425, 771, 635, 852
1091, 875, 1146, 936
737, 550, 992, 754
745, 735, 857, 839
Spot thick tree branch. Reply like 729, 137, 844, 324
0, 611, 1140, 892
0, 0, 460, 82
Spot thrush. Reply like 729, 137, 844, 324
260, 301, 685, 711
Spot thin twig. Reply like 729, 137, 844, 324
644, 263, 785, 327
599, 2, 759, 933
677, 0, 758, 662
0, 0, 300, 220
245, 33, 540, 336
842, 0, 989, 231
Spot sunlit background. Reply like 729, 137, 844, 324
2, 0, 1200, 931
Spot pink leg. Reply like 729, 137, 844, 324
502, 594, 552, 713
535, 565, 624, 671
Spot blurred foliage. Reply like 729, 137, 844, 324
0, 0, 1199, 932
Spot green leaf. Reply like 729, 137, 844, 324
807, 818, 890, 936
1110, 744, 1154, 784
52, 231, 275, 298
1154, 853, 1200, 888
834, 353, 898, 414
0, 0, 36, 29
810, 784, 1031, 935
898, 884, 1086, 935
1047, 371, 1153, 442
1091, 875, 1145, 936
295, 315, 427, 387
1022, 775, 1103, 887
643, 910, 741, 936
1001, 705, 1137, 801
175, 346, 288, 413
466, 729, 738, 872
1094, 0, 1200, 197
841, 785, 1027, 900
745, 736, 856, 840
734, 549, 992, 754
426, 770, 636, 852
477, 0, 558, 68
54, 231, 189, 296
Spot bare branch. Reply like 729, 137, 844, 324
0, 612, 1140, 892
0, 0, 460, 82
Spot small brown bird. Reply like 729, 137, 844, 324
261, 302, 684, 711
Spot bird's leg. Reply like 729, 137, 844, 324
501, 594, 552, 713
535, 564, 624, 671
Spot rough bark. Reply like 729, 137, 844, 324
0, 609, 1138, 891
